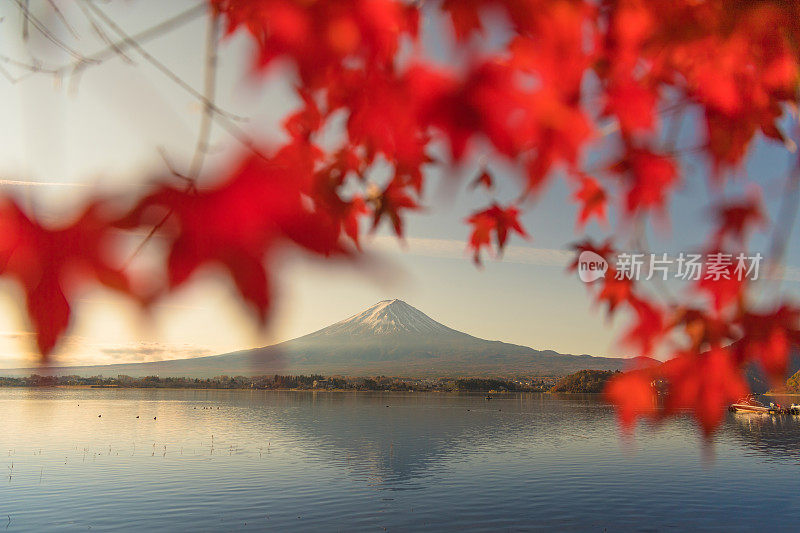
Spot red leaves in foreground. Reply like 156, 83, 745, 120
0, 201, 132, 357
466, 204, 527, 264
572, 237, 799, 435
605, 369, 657, 431
612, 149, 678, 215
211, 0, 417, 87
470, 169, 494, 191
661, 348, 749, 435
370, 179, 420, 238
713, 196, 767, 244
573, 175, 607, 227
127, 149, 360, 322
734, 307, 800, 384
607, 347, 750, 436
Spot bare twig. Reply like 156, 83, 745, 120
187, 9, 220, 181
0, 54, 58, 74
47, 0, 80, 39
13, 0, 90, 62
81, 2, 245, 123
60, 3, 206, 78
81, 1, 269, 163
122, 10, 220, 267
21, 0, 29, 40
0, 64, 16, 84
75, 0, 135, 66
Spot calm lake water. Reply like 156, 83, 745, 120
1, 389, 800, 532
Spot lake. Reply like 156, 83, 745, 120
1, 388, 799, 532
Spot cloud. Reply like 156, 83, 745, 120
367, 236, 800, 282
0, 331, 35, 339
0, 179, 90, 187
367, 236, 572, 267
99, 343, 212, 363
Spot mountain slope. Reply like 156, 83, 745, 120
306, 299, 462, 338
0, 299, 627, 377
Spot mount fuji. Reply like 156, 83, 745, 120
1, 299, 626, 377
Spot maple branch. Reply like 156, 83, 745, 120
47, 0, 80, 40
80, 1, 246, 124
20, 0, 30, 41
59, 4, 206, 80
0, 54, 58, 76
123, 9, 220, 268
0, 64, 17, 85
72, 1, 276, 166
187, 11, 220, 181
13, 0, 91, 62
75, 0, 136, 67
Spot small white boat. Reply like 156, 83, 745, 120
729, 396, 772, 414
729, 396, 800, 415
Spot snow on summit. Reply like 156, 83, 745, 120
309, 299, 458, 337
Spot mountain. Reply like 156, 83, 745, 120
0, 299, 627, 378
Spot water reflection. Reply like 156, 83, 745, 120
2, 389, 800, 531
724, 411, 800, 460
254, 392, 622, 485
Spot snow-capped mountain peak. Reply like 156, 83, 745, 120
307, 299, 458, 338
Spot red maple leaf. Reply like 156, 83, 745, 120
622, 297, 664, 355
603, 77, 657, 134
596, 274, 634, 315
661, 347, 748, 435
212, 0, 418, 87
611, 148, 678, 215
441, 0, 485, 41
713, 196, 766, 244
284, 88, 323, 141
735, 306, 800, 383
469, 169, 494, 191
370, 179, 420, 238
330, 67, 430, 177
128, 150, 349, 322
411, 60, 537, 161
466, 203, 528, 264
670, 307, 737, 353
568, 239, 615, 272
0, 200, 132, 357
572, 175, 607, 227
696, 250, 745, 312
604, 369, 657, 431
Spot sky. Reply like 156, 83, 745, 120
0, 1, 799, 368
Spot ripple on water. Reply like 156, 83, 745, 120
1, 389, 799, 531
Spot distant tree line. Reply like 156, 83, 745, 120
454, 378, 527, 392
0, 374, 555, 392
549, 370, 619, 393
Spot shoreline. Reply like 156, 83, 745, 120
0, 385, 589, 394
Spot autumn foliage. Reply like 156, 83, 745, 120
4, 0, 800, 435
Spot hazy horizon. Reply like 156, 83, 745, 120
0, 298, 628, 373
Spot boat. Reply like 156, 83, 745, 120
729, 395, 773, 414
729, 396, 800, 415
